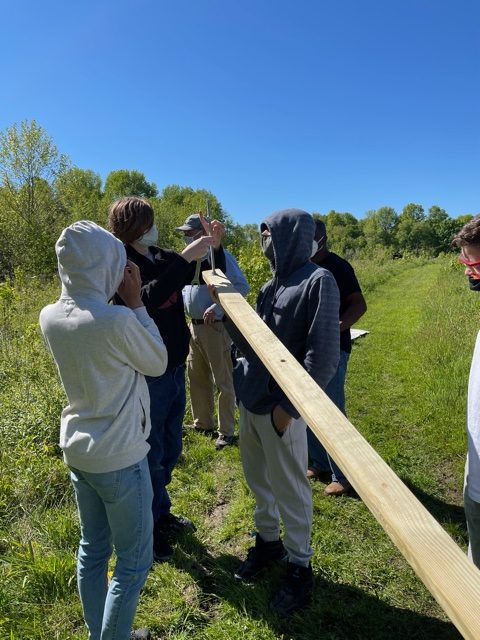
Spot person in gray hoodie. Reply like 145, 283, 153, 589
39, 221, 168, 640
221, 208, 340, 616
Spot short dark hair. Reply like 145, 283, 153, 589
107, 197, 154, 244
452, 216, 480, 248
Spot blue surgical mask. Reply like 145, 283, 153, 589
137, 224, 158, 247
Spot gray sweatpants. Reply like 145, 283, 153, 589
239, 403, 313, 567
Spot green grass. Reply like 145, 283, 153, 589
0, 257, 475, 639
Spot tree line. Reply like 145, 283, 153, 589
0, 120, 476, 283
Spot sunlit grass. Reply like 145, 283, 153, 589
0, 257, 473, 639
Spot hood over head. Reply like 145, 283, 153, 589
260, 208, 315, 278
56, 221, 126, 302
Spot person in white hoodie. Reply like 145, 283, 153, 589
39, 221, 168, 640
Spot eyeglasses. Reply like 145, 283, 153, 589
458, 254, 480, 268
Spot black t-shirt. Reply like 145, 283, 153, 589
314, 252, 362, 354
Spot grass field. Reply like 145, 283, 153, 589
0, 255, 477, 639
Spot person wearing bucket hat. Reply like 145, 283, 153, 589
108, 197, 226, 564
177, 213, 250, 449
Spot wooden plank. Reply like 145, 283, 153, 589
203, 268, 480, 640
351, 328, 369, 340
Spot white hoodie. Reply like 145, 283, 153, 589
39, 221, 168, 473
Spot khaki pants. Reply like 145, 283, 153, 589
239, 403, 313, 566
187, 322, 235, 437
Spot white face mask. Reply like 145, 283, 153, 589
137, 224, 158, 247
310, 240, 319, 258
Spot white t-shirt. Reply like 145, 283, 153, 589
466, 331, 480, 501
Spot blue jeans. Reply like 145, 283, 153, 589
70, 457, 153, 640
146, 366, 186, 522
307, 350, 350, 483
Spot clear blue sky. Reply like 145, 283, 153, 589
1, 0, 479, 224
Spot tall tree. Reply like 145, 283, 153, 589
395, 203, 429, 253
226, 223, 261, 255
401, 203, 425, 222
322, 210, 362, 256
362, 206, 398, 251
103, 169, 158, 202
427, 205, 456, 254
0, 120, 70, 276
154, 185, 229, 250
55, 167, 103, 224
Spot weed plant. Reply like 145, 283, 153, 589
0, 257, 473, 639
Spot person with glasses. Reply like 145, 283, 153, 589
453, 216, 480, 568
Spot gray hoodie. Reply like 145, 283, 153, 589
40, 221, 168, 473
229, 208, 340, 418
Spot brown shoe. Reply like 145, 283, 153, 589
324, 480, 351, 496
307, 467, 331, 482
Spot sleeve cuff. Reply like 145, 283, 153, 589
279, 398, 300, 420
132, 306, 152, 327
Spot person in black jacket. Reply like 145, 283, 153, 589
108, 197, 225, 562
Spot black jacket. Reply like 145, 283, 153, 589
116, 244, 225, 369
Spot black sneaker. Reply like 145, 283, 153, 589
156, 512, 195, 536
269, 562, 314, 616
131, 628, 151, 639
153, 533, 173, 563
234, 534, 288, 582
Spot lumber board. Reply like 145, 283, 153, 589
350, 328, 369, 340
203, 268, 480, 640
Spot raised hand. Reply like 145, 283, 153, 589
181, 234, 215, 262
198, 212, 225, 249
116, 260, 143, 309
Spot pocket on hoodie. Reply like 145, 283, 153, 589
140, 400, 146, 432
137, 386, 149, 434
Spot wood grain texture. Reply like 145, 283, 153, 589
203, 268, 480, 640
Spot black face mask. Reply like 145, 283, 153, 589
468, 276, 480, 292
261, 235, 275, 262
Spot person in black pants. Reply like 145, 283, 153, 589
307, 219, 367, 496
109, 197, 225, 561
